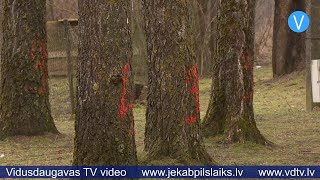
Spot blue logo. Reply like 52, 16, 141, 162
288, 11, 310, 33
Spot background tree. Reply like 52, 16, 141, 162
142, 0, 214, 165
0, 0, 58, 139
202, 0, 268, 145
272, 0, 306, 77
73, 0, 137, 166
254, 0, 273, 63
191, 0, 217, 77
131, 0, 148, 85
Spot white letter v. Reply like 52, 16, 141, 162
293, 15, 304, 30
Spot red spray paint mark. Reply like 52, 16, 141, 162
119, 63, 134, 118
241, 49, 254, 100
119, 63, 135, 136
30, 40, 48, 96
185, 64, 200, 124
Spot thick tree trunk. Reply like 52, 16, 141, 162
142, 0, 214, 165
272, 0, 306, 78
0, 0, 58, 139
202, 0, 268, 145
73, 0, 137, 167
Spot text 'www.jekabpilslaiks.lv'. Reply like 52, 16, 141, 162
141, 167, 243, 178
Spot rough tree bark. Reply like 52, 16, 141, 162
0, 0, 58, 139
272, 0, 306, 77
73, 0, 137, 167
142, 0, 214, 165
202, 0, 268, 145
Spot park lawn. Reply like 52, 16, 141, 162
0, 66, 320, 167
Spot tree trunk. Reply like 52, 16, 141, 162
272, 0, 306, 78
202, 0, 268, 145
142, 0, 214, 165
73, 0, 137, 167
0, 0, 58, 139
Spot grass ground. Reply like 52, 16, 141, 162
0, 65, 320, 168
